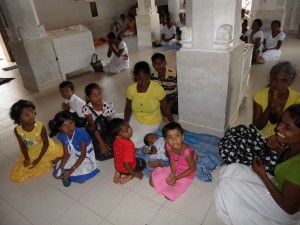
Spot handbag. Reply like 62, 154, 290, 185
85, 105, 114, 161
90, 53, 104, 72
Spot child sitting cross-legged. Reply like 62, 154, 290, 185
143, 133, 169, 168
109, 118, 145, 185
149, 122, 197, 201
49, 111, 100, 185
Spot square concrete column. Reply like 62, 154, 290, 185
136, 0, 160, 46
177, 0, 252, 136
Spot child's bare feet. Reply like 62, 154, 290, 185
148, 161, 164, 168
113, 171, 121, 184
119, 175, 133, 185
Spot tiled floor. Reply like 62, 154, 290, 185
0, 34, 299, 225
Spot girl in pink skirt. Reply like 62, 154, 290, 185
149, 122, 197, 201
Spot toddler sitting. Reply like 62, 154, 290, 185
143, 133, 169, 168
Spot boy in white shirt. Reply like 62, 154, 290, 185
59, 81, 86, 126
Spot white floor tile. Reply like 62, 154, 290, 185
106, 191, 162, 225
98, 219, 114, 225
50, 202, 103, 225
21, 187, 74, 225
2, 178, 54, 213
6, 213, 33, 225
202, 201, 226, 225
150, 207, 200, 225
79, 176, 130, 217
164, 184, 214, 224
0, 198, 19, 225
132, 178, 167, 205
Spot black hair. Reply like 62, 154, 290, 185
59, 81, 74, 91
120, 14, 125, 18
108, 118, 127, 137
48, 111, 74, 137
253, 19, 262, 28
85, 83, 101, 98
285, 104, 300, 128
107, 32, 117, 40
10, 100, 36, 125
271, 20, 281, 28
270, 61, 297, 82
134, 61, 151, 77
144, 133, 152, 146
151, 53, 166, 63
162, 122, 184, 138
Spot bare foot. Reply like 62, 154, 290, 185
148, 161, 164, 168
119, 175, 133, 185
113, 171, 121, 184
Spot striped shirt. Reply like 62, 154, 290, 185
150, 66, 177, 98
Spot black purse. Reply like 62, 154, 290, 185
90, 53, 103, 72
85, 105, 114, 161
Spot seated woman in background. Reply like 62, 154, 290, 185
113, 14, 126, 35
121, 15, 136, 37
262, 20, 286, 62
98, 32, 129, 74
124, 61, 174, 148
253, 61, 300, 138
216, 104, 300, 225
219, 61, 300, 174
244, 19, 264, 64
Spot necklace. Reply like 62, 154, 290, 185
20, 122, 39, 146
172, 144, 184, 162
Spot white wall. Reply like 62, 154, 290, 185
33, 0, 137, 38
288, 0, 300, 32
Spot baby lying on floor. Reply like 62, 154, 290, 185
143, 133, 169, 168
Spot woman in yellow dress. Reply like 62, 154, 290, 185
9, 100, 63, 183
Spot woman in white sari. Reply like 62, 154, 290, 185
215, 104, 300, 225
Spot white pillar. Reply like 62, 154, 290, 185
177, 0, 252, 136
136, 0, 160, 46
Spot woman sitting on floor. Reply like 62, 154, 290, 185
219, 61, 300, 174
124, 61, 174, 148
244, 19, 264, 64
216, 104, 300, 225
262, 20, 286, 62
98, 32, 129, 74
